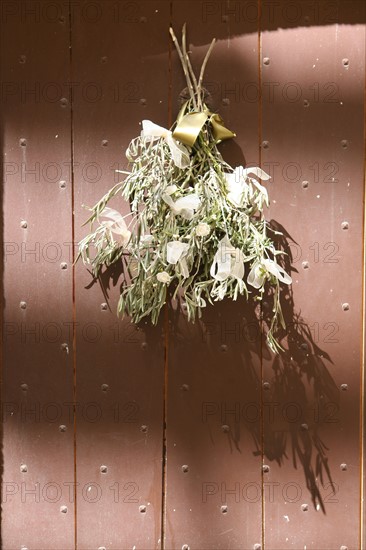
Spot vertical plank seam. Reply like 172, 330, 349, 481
0, 14, 4, 548
360, 39, 366, 550
257, 0, 265, 548
161, 305, 169, 550
160, 4, 174, 548
68, 2, 77, 548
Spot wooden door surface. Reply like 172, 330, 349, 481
1, 1, 365, 549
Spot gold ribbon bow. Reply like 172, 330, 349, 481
172, 101, 236, 148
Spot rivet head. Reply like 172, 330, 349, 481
340, 546, 348, 550
301, 503, 308, 511
100, 465, 108, 474
303, 99, 310, 107
101, 384, 109, 392
101, 140, 108, 147
262, 465, 270, 473
61, 343, 69, 352
340, 463, 347, 471
340, 383, 348, 391
341, 221, 349, 230
139, 16, 147, 23
140, 425, 148, 433
342, 303, 350, 311
100, 56, 108, 63
20, 220, 28, 229
98, 547, 106, 550
20, 301, 27, 310
141, 342, 148, 350
59, 425, 67, 432
139, 98, 147, 105
58, 15, 65, 23
302, 261, 309, 269
19, 55, 27, 63
139, 505, 146, 513
20, 464, 28, 473
60, 505, 68, 513
221, 14, 229, 22
20, 138, 27, 147
60, 97, 68, 107
301, 423, 309, 431
181, 464, 189, 473
222, 98, 230, 106
60, 262, 68, 270
261, 140, 269, 149
342, 58, 349, 67
221, 505, 228, 513
263, 382, 270, 390
341, 140, 348, 148
20, 383, 28, 391
220, 344, 228, 352
263, 57, 270, 65
253, 544, 262, 550
221, 424, 230, 433
182, 545, 190, 550
181, 384, 189, 391
59, 180, 66, 189
302, 180, 309, 189
101, 303, 108, 311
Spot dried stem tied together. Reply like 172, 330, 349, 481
77, 24, 292, 353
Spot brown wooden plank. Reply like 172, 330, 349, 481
165, 4, 263, 548
261, 1, 366, 548
1, 2, 75, 548
72, 1, 168, 548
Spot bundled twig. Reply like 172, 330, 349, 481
77, 25, 292, 353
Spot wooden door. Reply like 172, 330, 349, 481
1, 1, 365, 548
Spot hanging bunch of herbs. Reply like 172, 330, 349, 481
77, 25, 292, 353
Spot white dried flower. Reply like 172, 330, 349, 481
195, 222, 210, 237
165, 185, 178, 195
140, 234, 154, 244
156, 271, 171, 284
162, 193, 200, 220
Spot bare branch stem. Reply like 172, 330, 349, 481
169, 25, 197, 110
